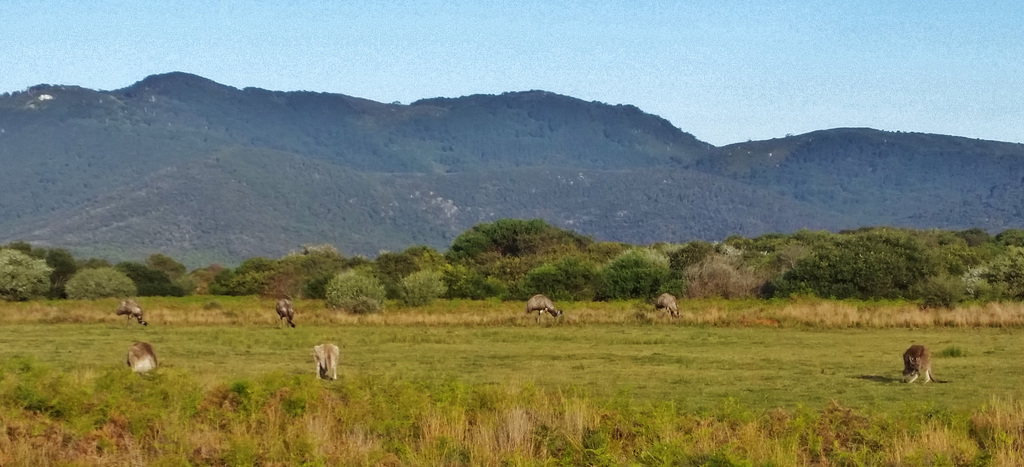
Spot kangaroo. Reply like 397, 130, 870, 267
314, 343, 339, 380
126, 341, 158, 373
903, 344, 945, 383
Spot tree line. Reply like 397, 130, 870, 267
3, 220, 1024, 310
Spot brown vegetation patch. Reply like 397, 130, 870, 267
738, 317, 780, 327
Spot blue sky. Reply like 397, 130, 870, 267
3, 1, 1021, 146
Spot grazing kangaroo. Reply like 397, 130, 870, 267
903, 344, 944, 383
276, 298, 296, 328
116, 299, 147, 326
525, 294, 563, 318
654, 293, 679, 318
314, 343, 339, 380
126, 342, 158, 373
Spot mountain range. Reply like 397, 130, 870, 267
1, 72, 1022, 267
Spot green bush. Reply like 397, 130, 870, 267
442, 264, 506, 299
44, 248, 77, 299
0, 248, 53, 301
324, 269, 387, 313
399, 269, 447, 306
65, 267, 137, 299
518, 256, 599, 301
598, 249, 673, 300
115, 261, 186, 296
981, 247, 1024, 300
667, 241, 714, 273
914, 274, 966, 309
772, 230, 935, 300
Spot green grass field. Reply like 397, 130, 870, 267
3, 297, 1024, 465
2, 322, 1020, 413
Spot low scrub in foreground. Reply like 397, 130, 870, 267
2, 357, 1022, 466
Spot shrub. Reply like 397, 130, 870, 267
667, 241, 715, 273
115, 262, 186, 296
981, 247, 1024, 300
44, 248, 77, 299
324, 270, 387, 313
914, 274, 966, 309
772, 230, 935, 300
65, 267, 137, 299
518, 256, 600, 301
685, 254, 767, 299
442, 264, 506, 299
399, 269, 447, 306
0, 249, 53, 301
598, 249, 673, 300
145, 253, 187, 280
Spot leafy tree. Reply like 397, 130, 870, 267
772, 230, 936, 299
209, 257, 278, 296
376, 246, 447, 300
398, 269, 447, 306
0, 249, 53, 301
956, 228, 991, 248
667, 241, 714, 274
77, 258, 113, 269
207, 268, 236, 296
115, 262, 186, 296
146, 253, 186, 280
65, 267, 137, 300
913, 274, 966, 309
981, 247, 1024, 299
597, 249, 673, 300
518, 256, 600, 301
189, 264, 226, 295
325, 269, 387, 313
445, 219, 596, 292
376, 251, 420, 299
2, 241, 34, 256
447, 219, 592, 263
44, 248, 77, 299
996, 229, 1024, 247
272, 247, 349, 299
441, 264, 506, 299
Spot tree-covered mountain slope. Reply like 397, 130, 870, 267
1, 73, 1021, 265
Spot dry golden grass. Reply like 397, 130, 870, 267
6, 296, 1024, 329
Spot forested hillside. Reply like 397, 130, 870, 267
1, 72, 1022, 265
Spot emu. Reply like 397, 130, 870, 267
276, 298, 296, 328
525, 294, 563, 318
314, 343, 339, 380
903, 344, 941, 383
116, 299, 147, 326
126, 341, 158, 373
654, 293, 679, 318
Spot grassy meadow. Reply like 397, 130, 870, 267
3, 297, 1024, 465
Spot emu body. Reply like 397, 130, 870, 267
525, 294, 563, 318
276, 298, 296, 328
116, 299, 147, 326
654, 293, 679, 317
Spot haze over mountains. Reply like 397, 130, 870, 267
1, 72, 1022, 267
